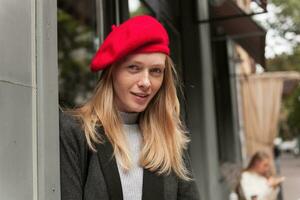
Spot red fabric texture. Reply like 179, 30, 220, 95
90, 15, 170, 72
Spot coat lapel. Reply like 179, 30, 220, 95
96, 128, 123, 200
142, 168, 164, 200
96, 127, 165, 200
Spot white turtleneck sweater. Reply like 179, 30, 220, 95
116, 112, 143, 200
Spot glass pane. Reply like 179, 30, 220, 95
129, 0, 153, 17
58, 0, 99, 107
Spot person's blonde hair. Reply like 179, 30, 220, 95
246, 151, 270, 170
70, 56, 191, 180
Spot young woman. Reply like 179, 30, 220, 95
60, 15, 200, 200
239, 151, 285, 200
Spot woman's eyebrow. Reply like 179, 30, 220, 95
151, 63, 165, 68
123, 59, 165, 67
126, 60, 144, 65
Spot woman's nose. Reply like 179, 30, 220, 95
138, 72, 151, 88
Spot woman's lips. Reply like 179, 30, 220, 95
131, 92, 150, 103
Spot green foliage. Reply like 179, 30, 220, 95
272, 0, 300, 26
270, 0, 300, 37
267, 46, 300, 71
58, 9, 99, 108
267, 47, 300, 137
265, 1, 300, 137
286, 87, 300, 137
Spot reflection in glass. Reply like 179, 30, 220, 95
58, 0, 99, 107
129, 0, 152, 17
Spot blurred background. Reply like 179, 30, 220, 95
1, 0, 300, 199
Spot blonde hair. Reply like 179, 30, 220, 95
70, 56, 191, 180
246, 151, 270, 171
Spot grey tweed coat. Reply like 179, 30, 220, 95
59, 112, 200, 200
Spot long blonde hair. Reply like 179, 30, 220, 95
70, 56, 191, 180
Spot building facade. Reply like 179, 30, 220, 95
0, 0, 267, 199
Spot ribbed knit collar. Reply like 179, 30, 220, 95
119, 111, 139, 124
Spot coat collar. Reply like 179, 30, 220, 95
96, 126, 164, 200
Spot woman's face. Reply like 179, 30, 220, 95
112, 53, 166, 113
255, 158, 271, 176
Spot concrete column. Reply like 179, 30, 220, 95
0, 0, 59, 199
36, 0, 60, 199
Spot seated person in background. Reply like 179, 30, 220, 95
240, 151, 285, 200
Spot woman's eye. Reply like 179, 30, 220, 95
151, 68, 163, 75
128, 65, 140, 72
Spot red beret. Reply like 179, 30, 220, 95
90, 15, 170, 72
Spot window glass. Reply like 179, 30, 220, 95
58, 0, 99, 107
129, 0, 153, 17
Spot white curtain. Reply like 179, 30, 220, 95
240, 75, 283, 159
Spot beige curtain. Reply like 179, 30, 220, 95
240, 75, 283, 159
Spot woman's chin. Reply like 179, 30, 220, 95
129, 107, 146, 113
126, 104, 148, 113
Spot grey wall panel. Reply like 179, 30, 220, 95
36, 0, 60, 199
0, 0, 60, 199
0, 82, 33, 200
0, 0, 32, 86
